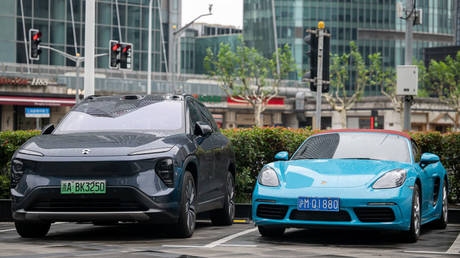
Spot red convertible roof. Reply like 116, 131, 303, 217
313, 129, 412, 140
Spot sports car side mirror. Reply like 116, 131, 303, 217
420, 153, 440, 168
275, 151, 289, 161
194, 121, 212, 137
41, 124, 55, 135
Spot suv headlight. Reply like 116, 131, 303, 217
372, 169, 407, 189
258, 167, 280, 187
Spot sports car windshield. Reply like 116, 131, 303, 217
291, 133, 411, 163
54, 100, 184, 135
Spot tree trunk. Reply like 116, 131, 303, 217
340, 109, 347, 129
254, 104, 264, 127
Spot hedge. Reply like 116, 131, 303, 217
0, 129, 459, 203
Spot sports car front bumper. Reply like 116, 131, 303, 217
252, 184, 414, 231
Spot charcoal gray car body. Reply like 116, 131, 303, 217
11, 94, 236, 238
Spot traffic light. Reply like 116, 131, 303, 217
371, 110, 379, 129
120, 43, 133, 70
304, 27, 330, 93
29, 29, 42, 60
109, 40, 121, 69
304, 27, 318, 92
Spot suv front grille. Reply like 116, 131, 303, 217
289, 210, 351, 221
256, 204, 288, 219
354, 207, 395, 222
28, 197, 148, 212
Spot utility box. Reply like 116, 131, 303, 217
396, 65, 418, 96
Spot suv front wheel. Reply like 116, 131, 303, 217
15, 221, 51, 238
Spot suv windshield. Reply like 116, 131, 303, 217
291, 132, 411, 163
54, 98, 184, 135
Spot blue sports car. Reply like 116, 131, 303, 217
252, 129, 448, 242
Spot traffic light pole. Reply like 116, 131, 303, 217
40, 45, 107, 102
315, 28, 324, 130
403, 0, 414, 131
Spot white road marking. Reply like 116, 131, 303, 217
162, 227, 258, 249
0, 222, 67, 233
220, 244, 258, 247
404, 251, 451, 255
447, 232, 460, 254
204, 228, 258, 248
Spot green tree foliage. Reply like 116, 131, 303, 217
425, 52, 460, 129
204, 37, 297, 127
325, 42, 370, 128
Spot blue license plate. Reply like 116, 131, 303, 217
297, 197, 340, 212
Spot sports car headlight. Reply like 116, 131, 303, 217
258, 167, 279, 187
372, 169, 407, 189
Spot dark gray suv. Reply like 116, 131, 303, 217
11, 94, 236, 238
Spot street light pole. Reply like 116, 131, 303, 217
403, 0, 414, 131
147, 0, 153, 95
171, 5, 213, 91
271, 0, 280, 76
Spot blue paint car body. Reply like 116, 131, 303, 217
252, 130, 447, 235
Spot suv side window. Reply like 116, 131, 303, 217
187, 100, 204, 134
411, 141, 421, 163
195, 101, 219, 132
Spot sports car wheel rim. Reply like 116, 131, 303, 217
443, 185, 448, 222
227, 174, 235, 218
185, 179, 196, 231
414, 194, 421, 236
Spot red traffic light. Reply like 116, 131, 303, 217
122, 45, 131, 53
32, 32, 42, 41
111, 43, 120, 51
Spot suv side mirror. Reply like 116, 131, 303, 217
275, 151, 289, 161
41, 124, 55, 135
194, 121, 212, 137
420, 153, 440, 168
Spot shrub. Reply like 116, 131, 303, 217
0, 129, 459, 203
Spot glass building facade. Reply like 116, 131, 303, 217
0, 0, 178, 73
244, 0, 455, 94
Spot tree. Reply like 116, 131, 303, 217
204, 38, 296, 127
425, 52, 460, 130
325, 42, 369, 128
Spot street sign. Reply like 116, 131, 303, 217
25, 107, 50, 118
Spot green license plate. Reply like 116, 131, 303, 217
60, 180, 106, 194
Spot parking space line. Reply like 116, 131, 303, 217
0, 222, 67, 233
447, 233, 460, 254
162, 227, 258, 249
204, 228, 257, 248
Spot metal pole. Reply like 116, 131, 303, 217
403, 0, 414, 131
315, 29, 324, 130
84, 0, 96, 98
271, 0, 280, 76
147, 0, 153, 95
75, 58, 80, 102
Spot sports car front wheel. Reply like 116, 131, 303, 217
433, 182, 448, 229
402, 184, 421, 243
258, 226, 285, 237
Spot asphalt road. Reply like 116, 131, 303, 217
0, 221, 459, 257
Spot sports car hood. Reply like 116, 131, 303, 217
19, 132, 180, 157
277, 159, 412, 188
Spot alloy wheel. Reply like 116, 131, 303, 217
414, 193, 421, 236
185, 179, 196, 232
227, 174, 235, 218
442, 185, 448, 223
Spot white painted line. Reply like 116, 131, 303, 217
447, 232, 460, 254
404, 251, 448, 255
204, 228, 258, 248
162, 245, 204, 248
0, 228, 16, 233
220, 244, 257, 247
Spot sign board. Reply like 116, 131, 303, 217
396, 65, 418, 96
25, 107, 50, 118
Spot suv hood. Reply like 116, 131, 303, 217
20, 132, 178, 157
278, 159, 411, 188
